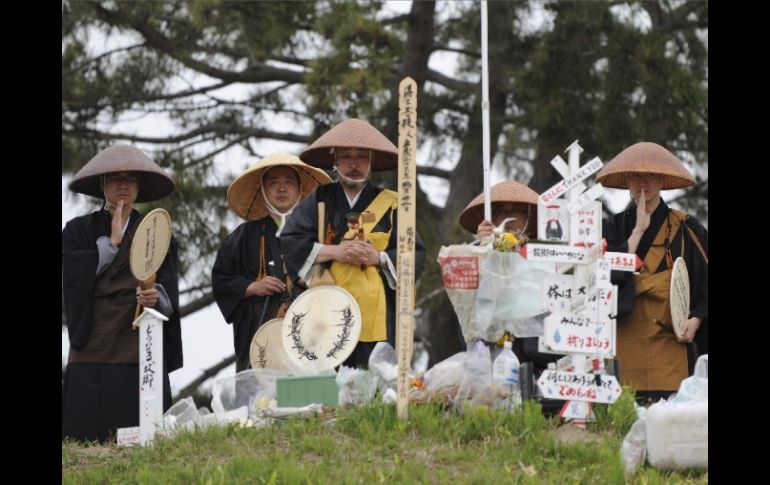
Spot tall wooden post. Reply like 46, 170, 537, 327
396, 77, 417, 420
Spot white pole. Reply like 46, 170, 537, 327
481, 0, 492, 222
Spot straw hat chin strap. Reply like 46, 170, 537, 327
332, 148, 373, 188
261, 184, 300, 236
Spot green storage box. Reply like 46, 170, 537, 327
276, 373, 339, 407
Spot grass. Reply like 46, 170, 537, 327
63, 399, 708, 484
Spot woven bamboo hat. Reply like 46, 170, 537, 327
458, 181, 539, 236
69, 144, 175, 202
227, 153, 332, 221
596, 142, 695, 190
300, 118, 398, 171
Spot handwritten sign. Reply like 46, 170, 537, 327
539, 157, 603, 204
604, 251, 642, 272
120, 308, 168, 446
117, 427, 140, 446
550, 154, 587, 195
521, 243, 596, 265
670, 257, 690, 339
537, 370, 622, 403
438, 255, 479, 290
597, 285, 618, 325
542, 274, 574, 313
396, 77, 418, 420
544, 312, 615, 356
569, 202, 602, 247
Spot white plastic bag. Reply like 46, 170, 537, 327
336, 366, 377, 406
474, 251, 554, 339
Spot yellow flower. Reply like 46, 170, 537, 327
503, 233, 519, 245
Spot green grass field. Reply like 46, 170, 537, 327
62, 393, 708, 484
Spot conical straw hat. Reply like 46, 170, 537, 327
458, 180, 539, 236
69, 144, 175, 202
596, 142, 695, 189
227, 153, 332, 221
300, 118, 398, 171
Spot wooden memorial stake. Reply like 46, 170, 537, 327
117, 208, 172, 446
396, 77, 418, 420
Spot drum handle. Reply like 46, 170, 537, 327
133, 273, 157, 325
317, 202, 326, 243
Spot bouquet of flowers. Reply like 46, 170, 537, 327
493, 231, 523, 252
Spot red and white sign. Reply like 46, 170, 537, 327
569, 202, 602, 247
521, 243, 603, 265
521, 243, 588, 264
550, 154, 587, 194
539, 157, 604, 204
537, 370, 622, 403
438, 255, 479, 289
603, 252, 642, 272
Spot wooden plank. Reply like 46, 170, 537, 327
396, 77, 418, 420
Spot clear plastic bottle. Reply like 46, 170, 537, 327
492, 341, 521, 411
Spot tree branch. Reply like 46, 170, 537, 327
417, 165, 452, 180
425, 68, 477, 92
69, 43, 146, 72
64, 124, 311, 145
173, 353, 237, 401
184, 134, 252, 169
180, 291, 215, 317
93, 4, 306, 85
433, 44, 479, 58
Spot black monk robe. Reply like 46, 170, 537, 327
279, 182, 426, 367
62, 209, 183, 370
62, 209, 182, 442
212, 216, 299, 370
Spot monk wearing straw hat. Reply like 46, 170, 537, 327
212, 154, 332, 372
459, 180, 539, 245
280, 118, 427, 368
62, 144, 181, 442
597, 142, 708, 402
457, 180, 557, 370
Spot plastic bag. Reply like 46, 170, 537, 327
475, 251, 554, 339
621, 405, 648, 473
336, 366, 377, 406
437, 244, 489, 342
211, 368, 291, 418
368, 342, 399, 397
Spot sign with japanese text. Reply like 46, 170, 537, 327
438, 255, 480, 290
539, 157, 603, 204
670, 257, 690, 339
537, 370, 622, 403
604, 252, 642, 272
396, 77, 418, 420
569, 201, 602, 247
544, 312, 615, 356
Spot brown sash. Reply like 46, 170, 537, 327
617, 210, 688, 391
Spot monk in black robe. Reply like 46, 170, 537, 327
212, 155, 331, 371
280, 119, 426, 368
62, 145, 182, 443
597, 142, 708, 402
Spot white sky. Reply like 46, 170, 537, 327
62, 0, 700, 396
